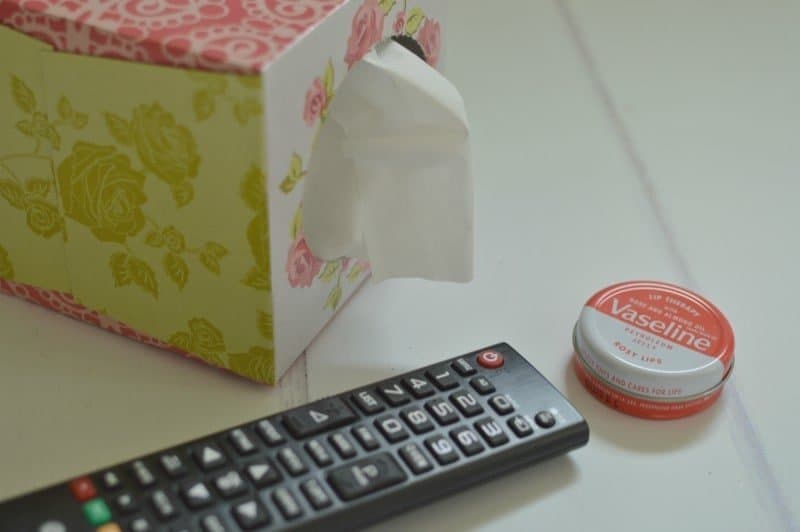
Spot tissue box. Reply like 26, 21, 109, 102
0, 0, 447, 384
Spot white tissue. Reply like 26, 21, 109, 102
303, 39, 474, 283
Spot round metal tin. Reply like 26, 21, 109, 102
572, 280, 735, 419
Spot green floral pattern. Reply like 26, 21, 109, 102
169, 314, 274, 383
56, 102, 229, 299
1, 75, 85, 241
241, 165, 271, 291
189, 72, 263, 126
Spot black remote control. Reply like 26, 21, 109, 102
0, 343, 589, 532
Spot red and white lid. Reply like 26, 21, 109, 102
574, 281, 735, 400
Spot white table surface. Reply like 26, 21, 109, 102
1, 1, 798, 531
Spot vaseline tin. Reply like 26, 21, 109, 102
572, 281, 734, 419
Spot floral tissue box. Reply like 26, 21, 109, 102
0, 0, 447, 384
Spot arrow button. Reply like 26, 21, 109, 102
282, 397, 356, 439
232, 499, 271, 529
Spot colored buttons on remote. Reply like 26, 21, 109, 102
477, 350, 504, 369
282, 397, 357, 439
82, 498, 111, 526
327, 454, 407, 501
69, 477, 96, 502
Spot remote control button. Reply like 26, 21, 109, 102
375, 415, 410, 443
400, 407, 434, 434
255, 419, 285, 446
100, 471, 121, 491
305, 439, 333, 466
213, 470, 247, 499
450, 390, 484, 417
377, 381, 412, 406
278, 447, 308, 476
193, 444, 227, 471
272, 487, 303, 520
451, 357, 476, 376
131, 461, 156, 488
450, 427, 485, 456
82, 498, 112, 526
476, 350, 504, 369
474, 418, 509, 447
150, 490, 177, 520
96, 524, 121, 532
114, 492, 138, 514
398, 443, 433, 475
352, 389, 385, 415
508, 416, 534, 437
329, 432, 357, 459
245, 460, 281, 488
282, 397, 357, 439
425, 366, 459, 390
352, 425, 381, 451
69, 476, 97, 502
535, 410, 556, 429
232, 499, 271, 529
159, 453, 187, 478
488, 394, 515, 415
469, 376, 495, 395
424, 436, 459, 465
402, 375, 435, 398
425, 398, 459, 425
128, 516, 152, 532
200, 514, 227, 532
327, 453, 407, 501
180, 480, 213, 509
228, 428, 257, 455
301, 478, 333, 510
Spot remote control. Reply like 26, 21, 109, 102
0, 343, 589, 532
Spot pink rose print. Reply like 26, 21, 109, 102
286, 235, 323, 287
393, 11, 405, 34
303, 77, 328, 126
344, 0, 385, 69
418, 18, 441, 67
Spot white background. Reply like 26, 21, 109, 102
1, 1, 798, 531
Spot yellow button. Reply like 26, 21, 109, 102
96, 524, 121, 532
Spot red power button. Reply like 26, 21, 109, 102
476, 350, 504, 369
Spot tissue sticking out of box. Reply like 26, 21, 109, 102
303, 40, 474, 283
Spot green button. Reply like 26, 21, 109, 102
82, 498, 112, 526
